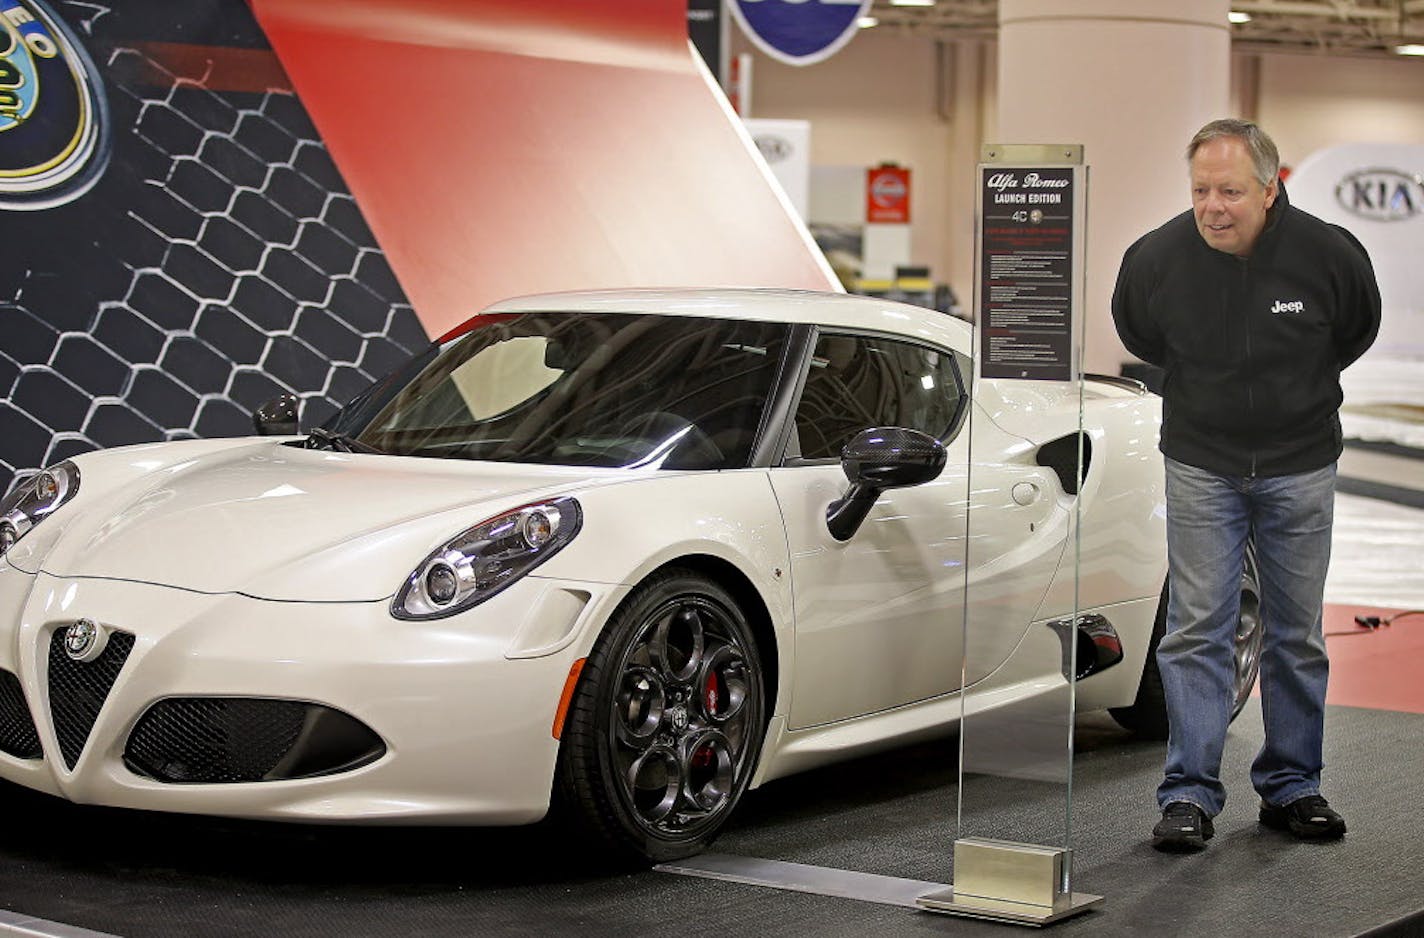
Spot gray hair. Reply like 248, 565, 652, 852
1186, 119, 1280, 188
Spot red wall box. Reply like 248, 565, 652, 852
866, 165, 911, 224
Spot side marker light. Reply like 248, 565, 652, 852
552, 657, 587, 740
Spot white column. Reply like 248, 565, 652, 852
997, 0, 1231, 373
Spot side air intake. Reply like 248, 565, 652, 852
1036, 433, 1092, 495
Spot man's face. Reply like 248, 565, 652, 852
1190, 136, 1277, 257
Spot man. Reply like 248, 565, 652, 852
1112, 119, 1380, 852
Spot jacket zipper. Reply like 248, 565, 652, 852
1240, 257, 1256, 477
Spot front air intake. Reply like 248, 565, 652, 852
0, 668, 42, 760
47, 629, 135, 770
124, 697, 385, 783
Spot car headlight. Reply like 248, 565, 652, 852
0, 461, 81, 558
392, 497, 583, 620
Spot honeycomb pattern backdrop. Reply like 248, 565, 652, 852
0, 1, 431, 497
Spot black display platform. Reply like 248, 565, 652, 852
1, 705, 1420, 937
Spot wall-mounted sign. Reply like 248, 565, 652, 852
1290, 143, 1423, 359
1335, 168, 1424, 222
0, 0, 112, 210
866, 164, 909, 223
977, 149, 1083, 382
728, 0, 871, 67
746, 117, 810, 220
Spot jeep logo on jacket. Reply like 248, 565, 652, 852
1112, 184, 1382, 478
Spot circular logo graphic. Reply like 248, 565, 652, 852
63, 617, 106, 662
754, 134, 792, 164
870, 173, 906, 206
0, 0, 112, 210
729, 0, 872, 66
1334, 168, 1423, 222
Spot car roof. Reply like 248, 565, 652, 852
479, 288, 972, 354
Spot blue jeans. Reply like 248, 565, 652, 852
1156, 457, 1335, 817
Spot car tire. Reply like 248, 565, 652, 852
1109, 546, 1263, 739
554, 568, 766, 864
1229, 545, 1265, 721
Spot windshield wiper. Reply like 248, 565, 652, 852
303, 427, 385, 455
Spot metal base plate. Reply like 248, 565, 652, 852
916, 886, 1103, 926
659, 853, 1103, 928
657, 853, 947, 909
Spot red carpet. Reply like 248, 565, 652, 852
1323, 603, 1424, 714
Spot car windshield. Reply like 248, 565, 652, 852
330, 312, 791, 469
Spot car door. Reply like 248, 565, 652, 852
769, 330, 1068, 729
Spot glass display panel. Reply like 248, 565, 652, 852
955, 377, 1085, 851
955, 155, 1089, 901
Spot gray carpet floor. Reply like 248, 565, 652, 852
0, 704, 1420, 937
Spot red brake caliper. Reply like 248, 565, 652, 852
692, 672, 723, 771
703, 670, 721, 717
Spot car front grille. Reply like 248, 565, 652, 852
124, 697, 385, 784
0, 668, 42, 760
47, 629, 136, 770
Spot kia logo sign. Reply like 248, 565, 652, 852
1335, 168, 1424, 222
729, 0, 872, 66
755, 134, 792, 163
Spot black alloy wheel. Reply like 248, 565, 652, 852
1109, 545, 1264, 738
555, 569, 765, 863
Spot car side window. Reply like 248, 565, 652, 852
791, 332, 965, 461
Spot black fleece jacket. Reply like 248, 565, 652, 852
1112, 185, 1381, 477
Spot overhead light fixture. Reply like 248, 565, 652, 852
1395, 43, 1424, 55
1228, 11, 1252, 24
858, 15, 879, 28
891, 0, 936, 6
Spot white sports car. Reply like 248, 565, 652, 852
0, 289, 1262, 862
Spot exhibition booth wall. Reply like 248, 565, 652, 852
250, 0, 836, 338
0, 0, 832, 497
1, 0, 429, 498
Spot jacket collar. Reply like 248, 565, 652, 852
1261, 179, 1289, 241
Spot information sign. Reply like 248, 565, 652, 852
978, 164, 1077, 380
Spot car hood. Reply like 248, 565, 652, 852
29, 442, 627, 602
